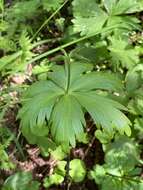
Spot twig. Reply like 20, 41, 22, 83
32, 0, 69, 40
64, 155, 71, 190
82, 136, 96, 160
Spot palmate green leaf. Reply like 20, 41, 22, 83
18, 81, 64, 140
48, 59, 93, 89
70, 71, 123, 92
106, 16, 140, 35
19, 62, 131, 146
72, 0, 108, 36
103, 0, 141, 15
108, 37, 139, 68
72, 0, 143, 36
74, 92, 131, 136
103, 0, 143, 34
51, 95, 85, 146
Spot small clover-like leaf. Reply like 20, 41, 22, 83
69, 159, 86, 182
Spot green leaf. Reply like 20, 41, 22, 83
108, 37, 139, 68
71, 45, 109, 63
70, 71, 123, 92
43, 160, 66, 188
48, 62, 93, 90
103, 0, 142, 33
32, 62, 52, 75
7, 0, 40, 22
38, 137, 57, 157
90, 136, 143, 190
72, 0, 143, 36
95, 129, 114, 144
19, 62, 131, 146
19, 31, 34, 66
128, 88, 143, 115
134, 117, 143, 137
69, 159, 86, 182
2, 172, 40, 190
74, 92, 131, 136
126, 64, 143, 93
103, 0, 141, 15
51, 146, 67, 160
90, 165, 106, 184
105, 136, 140, 172
0, 128, 15, 170
18, 81, 63, 130
90, 164, 143, 190
77, 132, 89, 144
55, 161, 66, 176
7, 0, 40, 20
107, 16, 140, 34
0, 31, 34, 74
0, 52, 21, 72
44, 173, 64, 188
51, 95, 85, 147
0, 37, 16, 52
42, 0, 64, 11
72, 0, 107, 36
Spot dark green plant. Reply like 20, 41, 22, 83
1, 0, 143, 189
89, 136, 143, 190
18, 60, 131, 147
2, 172, 40, 190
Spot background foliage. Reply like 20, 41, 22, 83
0, 0, 143, 189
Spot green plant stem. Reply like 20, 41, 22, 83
82, 136, 96, 160
28, 33, 97, 64
62, 49, 71, 93
32, 0, 69, 40
28, 25, 119, 64
64, 155, 71, 190
6, 128, 26, 161
1, 25, 118, 68
32, 37, 62, 48
107, 173, 143, 183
